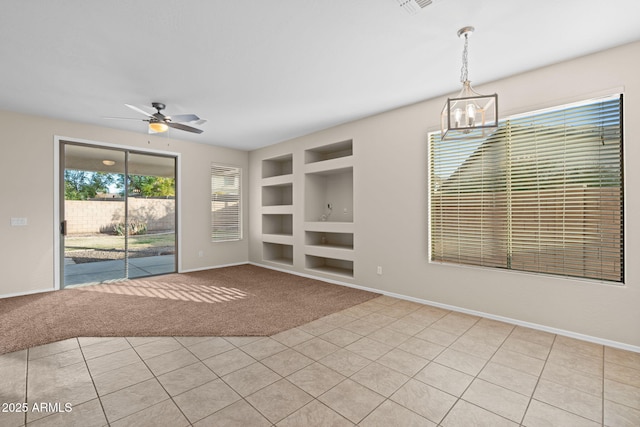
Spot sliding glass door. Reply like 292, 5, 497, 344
61, 142, 177, 287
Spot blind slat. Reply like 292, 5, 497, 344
430, 95, 623, 282
211, 164, 242, 242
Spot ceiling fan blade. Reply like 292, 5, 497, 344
166, 122, 204, 134
125, 104, 154, 118
168, 114, 200, 123
103, 116, 145, 121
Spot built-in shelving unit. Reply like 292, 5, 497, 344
261, 154, 294, 266
258, 140, 355, 279
303, 140, 354, 278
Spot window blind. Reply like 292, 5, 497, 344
429, 95, 623, 282
211, 164, 242, 242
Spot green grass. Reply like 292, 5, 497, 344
65, 233, 175, 252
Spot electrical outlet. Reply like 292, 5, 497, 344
377, 266, 383, 275
198, 250, 204, 257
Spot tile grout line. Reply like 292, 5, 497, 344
342, 303, 461, 425
125, 336, 196, 426
514, 330, 555, 426
231, 335, 345, 425
18, 299, 636, 426
23, 348, 29, 427
178, 335, 303, 425
181, 336, 254, 425
526, 338, 610, 426
433, 315, 487, 426
77, 337, 112, 427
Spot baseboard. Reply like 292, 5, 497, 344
251, 262, 640, 353
180, 261, 249, 273
0, 287, 55, 299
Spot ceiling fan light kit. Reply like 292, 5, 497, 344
441, 26, 498, 140
105, 102, 205, 135
149, 121, 169, 133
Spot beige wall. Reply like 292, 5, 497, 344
249, 41, 640, 348
0, 112, 248, 296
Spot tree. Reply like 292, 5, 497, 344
121, 175, 175, 198
64, 170, 116, 200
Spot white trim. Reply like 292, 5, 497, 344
54, 135, 181, 287
1, 288, 56, 299
252, 262, 640, 353
53, 137, 61, 290
176, 155, 183, 273
181, 261, 249, 273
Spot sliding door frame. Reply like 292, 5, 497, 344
53, 136, 182, 290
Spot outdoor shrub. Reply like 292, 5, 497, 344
113, 221, 148, 236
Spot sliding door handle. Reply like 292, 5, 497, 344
60, 220, 67, 236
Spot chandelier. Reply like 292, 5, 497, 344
441, 26, 498, 139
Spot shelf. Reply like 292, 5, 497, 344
263, 243, 293, 266
261, 205, 294, 215
304, 157, 352, 176
261, 174, 293, 186
305, 140, 353, 164
305, 245, 354, 261
263, 233, 294, 245
304, 222, 354, 233
305, 255, 353, 278
262, 154, 293, 178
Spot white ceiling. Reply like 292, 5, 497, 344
2, 0, 639, 151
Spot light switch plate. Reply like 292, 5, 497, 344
10, 217, 27, 226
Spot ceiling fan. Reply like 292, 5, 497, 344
106, 102, 206, 134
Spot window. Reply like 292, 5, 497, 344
211, 164, 242, 242
429, 95, 623, 283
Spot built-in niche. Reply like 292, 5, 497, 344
305, 140, 353, 164
263, 243, 293, 265
262, 154, 293, 178
305, 255, 353, 278
305, 231, 354, 249
262, 214, 293, 236
262, 183, 293, 207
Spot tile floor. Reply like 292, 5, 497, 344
1, 295, 639, 426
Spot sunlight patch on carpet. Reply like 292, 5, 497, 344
77, 280, 249, 303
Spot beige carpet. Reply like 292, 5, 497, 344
0, 264, 379, 355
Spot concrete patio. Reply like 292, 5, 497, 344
64, 255, 175, 287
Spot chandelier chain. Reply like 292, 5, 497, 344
460, 34, 469, 83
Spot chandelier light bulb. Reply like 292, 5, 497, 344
440, 26, 498, 139
454, 108, 463, 127
466, 103, 476, 126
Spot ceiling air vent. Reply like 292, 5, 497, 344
396, 0, 436, 15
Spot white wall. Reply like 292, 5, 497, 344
0, 112, 248, 296
249, 41, 640, 348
